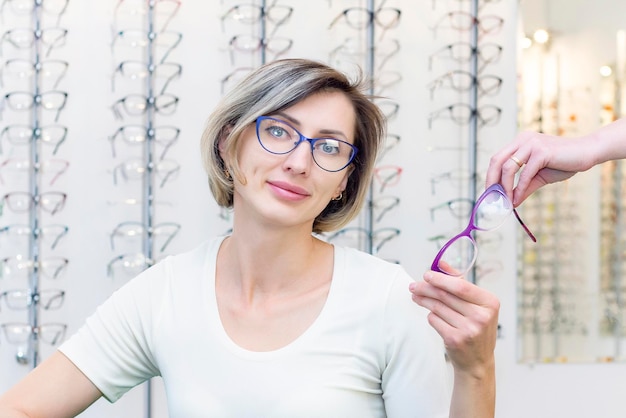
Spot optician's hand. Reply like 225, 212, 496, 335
487, 118, 626, 206
485, 131, 594, 207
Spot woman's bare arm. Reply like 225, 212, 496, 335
0, 351, 102, 418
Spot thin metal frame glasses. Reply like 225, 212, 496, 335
0, 124, 67, 155
255, 116, 357, 173
0, 191, 66, 215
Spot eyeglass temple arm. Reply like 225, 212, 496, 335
512, 208, 537, 242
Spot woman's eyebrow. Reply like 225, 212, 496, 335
274, 111, 349, 139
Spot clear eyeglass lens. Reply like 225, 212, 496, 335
266, 6, 292, 24
115, 223, 145, 238
5, 192, 31, 211
120, 126, 147, 144
258, 118, 353, 171
2, 290, 31, 309
109, 253, 152, 278
344, 9, 371, 28
375, 9, 401, 28
39, 192, 66, 212
39, 323, 67, 345
41, 92, 67, 109
437, 235, 476, 276
230, 5, 261, 23
2, 323, 31, 344
448, 199, 473, 218
123, 95, 148, 114
7, 0, 68, 15
154, 126, 179, 143
40, 125, 67, 144
119, 61, 150, 79
231, 35, 262, 52
474, 190, 512, 230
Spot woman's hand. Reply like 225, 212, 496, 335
410, 271, 499, 375
410, 271, 499, 418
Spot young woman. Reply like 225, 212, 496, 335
0, 59, 499, 417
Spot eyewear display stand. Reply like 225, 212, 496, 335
600, 155, 625, 359
353, 0, 402, 257
219, 0, 294, 93
603, 66, 624, 359
427, 0, 484, 283
608, 161, 624, 357
363, 0, 377, 255
259, 0, 268, 64
464, 0, 480, 284
140, 8, 156, 411
108, 2, 182, 417
0, 1, 71, 368
25, 3, 46, 369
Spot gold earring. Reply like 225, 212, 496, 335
332, 192, 343, 201
224, 168, 232, 180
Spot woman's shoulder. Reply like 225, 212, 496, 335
163, 235, 228, 269
337, 244, 405, 272
125, 236, 224, 292
334, 244, 411, 289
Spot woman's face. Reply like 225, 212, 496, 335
231, 90, 356, 232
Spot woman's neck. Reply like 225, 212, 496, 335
218, 225, 331, 300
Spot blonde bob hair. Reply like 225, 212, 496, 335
201, 58, 385, 234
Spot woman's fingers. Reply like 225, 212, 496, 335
410, 271, 500, 370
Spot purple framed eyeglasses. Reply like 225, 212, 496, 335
430, 183, 536, 276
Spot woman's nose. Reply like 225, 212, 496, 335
283, 140, 313, 173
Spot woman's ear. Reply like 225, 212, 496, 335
218, 125, 233, 159
336, 165, 353, 195
218, 126, 231, 151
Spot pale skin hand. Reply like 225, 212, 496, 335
409, 271, 500, 418
486, 118, 626, 206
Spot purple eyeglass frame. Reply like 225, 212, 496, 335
430, 183, 536, 276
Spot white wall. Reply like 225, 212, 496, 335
0, 0, 625, 417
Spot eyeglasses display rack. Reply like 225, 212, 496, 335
427, 0, 504, 285
323, 0, 403, 260
362, 0, 379, 256
598, 75, 625, 359
219, 0, 294, 97
0, 1, 71, 368
464, 0, 480, 285
108, 2, 183, 417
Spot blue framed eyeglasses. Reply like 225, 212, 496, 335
431, 183, 536, 276
255, 116, 358, 172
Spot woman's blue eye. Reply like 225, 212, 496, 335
317, 139, 341, 155
267, 126, 287, 138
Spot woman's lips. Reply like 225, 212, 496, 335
267, 181, 310, 200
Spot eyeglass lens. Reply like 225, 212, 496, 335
433, 186, 515, 276
256, 117, 356, 172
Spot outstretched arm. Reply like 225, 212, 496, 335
410, 271, 500, 418
485, 117, 626, 206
